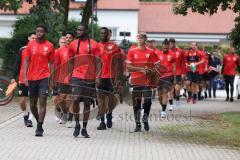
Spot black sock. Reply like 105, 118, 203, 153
176, 96, 180, 101
169, 99, 173, 105
24, 115, 28, 121
67, 113, 73, 121
161, 103, 167, 111
193, 94, 197, 100
188, 92, 192, 97
83, 122, 87, 129
38, 122, 43, 128
230, 85, 234, 98
76, 121, 80, 126
100, 115, 105, 123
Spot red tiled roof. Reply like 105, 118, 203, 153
139, 2, 236, 34
97, 0, 139, 10
0, 1, 84, 14
0, 0, 139, 14
0, 2, 33, 14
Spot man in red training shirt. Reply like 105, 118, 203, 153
23, 25, 55, 137
222, 47, 240, 102
11, 32, 36, 127
126, 33, 158, 132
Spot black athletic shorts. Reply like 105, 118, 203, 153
175, 75, 182, 85
199, 74, 209, 82
18, 83, 28, 97
52, 86, 59, 96
98, 78, 115, 94
158, 76, 174, 91
52, 83, 72, 96
185, 72, 200, 83
224, 75, 235, 85
57, 83, 72, 95
28, 78, 49, 98
71, 77, 96, 102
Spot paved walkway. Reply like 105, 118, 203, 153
0, 98, 240, 160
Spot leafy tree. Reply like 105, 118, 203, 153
173, 0, 240, 51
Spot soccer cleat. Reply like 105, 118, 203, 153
175, 100, 181, 109
192, 99, 197, 104
187, 97, 192, 103
25, 120, 33, 127
81, 128, 90, 138
66, 121, 74, 128
97, 122, 107, 130
225, 97, 229, 101
134, 124, 141, 132
73, 124, 81, 137
24, 112, 32, 127
168, 105, 174, 111
35, 126, 44, 137
143, 121, 149, 131
160, 111, 167, 118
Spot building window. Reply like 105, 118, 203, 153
109, 28, 117, 40
74, 0, 87, 2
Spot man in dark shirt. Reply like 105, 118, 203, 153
208, 47, 221, 98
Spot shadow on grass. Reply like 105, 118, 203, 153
160, 112, 240, 150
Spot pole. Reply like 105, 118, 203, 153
91, 0, 94, 39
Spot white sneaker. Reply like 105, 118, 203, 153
59, 117, 66, 124
66, 121, 74, 128
141, 109, 144, 116
55, 116, 60, 122
168, 105, 174, 111
160, 111, 167, 118
175, 101, 181, 109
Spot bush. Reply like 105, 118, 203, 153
1, 17, 100, 77
0, 38, 10, 58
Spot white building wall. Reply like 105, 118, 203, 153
0, 15, 18, 38
147, 33, 229, 43
69, 10, 138, 42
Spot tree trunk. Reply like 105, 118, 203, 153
63, 0, 70, 34
81, 0, 97, 28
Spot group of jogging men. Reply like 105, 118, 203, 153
11, 24, 240, 137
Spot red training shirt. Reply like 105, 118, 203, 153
19, 48, 27, 83
156, 50, 176, 77
184, 49, 205, 73
126, 46, 158, 86
170, 47, 184, 76
25, 40, 55, 81
54, 45, 70, 84
223, 53, 240, 76
68, 39, 101, 80
98, 42, 123, 79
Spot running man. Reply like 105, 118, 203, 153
23, 25, 55, 137
64, 32, 75, 128
53, 36, 68, 125
11, 32, 36, 127
184, 42, 205, 104
97, 27, 123, 130
156, 39, 176, 117
222, 47, 240, 102
126, 33, 158, 132
68, 24, 100, 138
53, 33, 75, 127
197, 47, 209, 100
169, 38, 184, 108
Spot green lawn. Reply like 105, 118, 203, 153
160, 112, 240, 149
